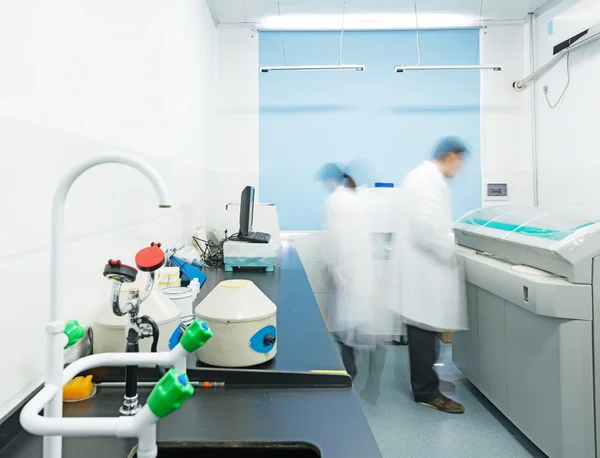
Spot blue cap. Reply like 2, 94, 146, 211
433, 137, 468, 160
315, 163, 345, 183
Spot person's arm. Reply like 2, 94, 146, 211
405, 181, 456, 265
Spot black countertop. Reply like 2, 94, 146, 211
194, 243, 344, 374
89, 241, 350, 387
2, 387, 377, 457
0, 241, 381, 458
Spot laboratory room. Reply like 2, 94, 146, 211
1, 0, 600, 457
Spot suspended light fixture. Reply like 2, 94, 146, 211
261, 64, 364, 73
259, 0, 365, 73
394, 0, 502, 73
395, 65, 501, 72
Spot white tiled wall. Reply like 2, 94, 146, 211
0, 0, 217, 418
204, 29, 260, 231
281, 232, 333, 324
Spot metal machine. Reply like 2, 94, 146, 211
452, 205, 600, 458
102, 242, 166, 416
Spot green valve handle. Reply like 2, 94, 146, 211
63, 320, 85, 349
180, 319, 213, 353
147, 369, 194, 418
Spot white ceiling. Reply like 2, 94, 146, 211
210, 0, 553, 29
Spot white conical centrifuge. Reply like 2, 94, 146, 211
195, 279, 277, 367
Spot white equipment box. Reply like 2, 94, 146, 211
452, 206, 600, 457
222, 203, 282, 271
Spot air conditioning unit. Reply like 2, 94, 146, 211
548, 0, 600, 55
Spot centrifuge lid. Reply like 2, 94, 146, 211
195, 280, 277, 324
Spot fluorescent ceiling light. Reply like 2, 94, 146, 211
261, 64, 365, 73
260, 13, 480, 31
394, 65, 502, 72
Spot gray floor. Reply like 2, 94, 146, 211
353, 343, 547, 458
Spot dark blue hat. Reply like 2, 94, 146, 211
433, 137, 468, 160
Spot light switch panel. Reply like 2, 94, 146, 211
485, 183, 508, 201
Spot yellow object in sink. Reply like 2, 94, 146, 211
63, 375, 95, 401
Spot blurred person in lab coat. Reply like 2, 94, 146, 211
396, 137, 468, 414
317, 161, 387, 404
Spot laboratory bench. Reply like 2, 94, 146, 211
0, 241, 382, 458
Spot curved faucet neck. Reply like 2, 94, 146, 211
50, 154, 171, 323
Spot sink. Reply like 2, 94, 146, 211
151, 442, 321, 457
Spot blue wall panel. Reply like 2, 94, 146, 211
259, 30, 481, 230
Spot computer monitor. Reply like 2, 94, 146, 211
239, 186, 255, 237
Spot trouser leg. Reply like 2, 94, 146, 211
366, 345, 387, 388
406, 324, 441, 403
359, 344, 386, 404
337, 341, 357, 378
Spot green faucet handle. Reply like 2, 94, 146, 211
180, 319, 213, 353
63, 320, 85, 349
147, 369, 194, 418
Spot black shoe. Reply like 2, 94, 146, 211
418, 395, 465, 414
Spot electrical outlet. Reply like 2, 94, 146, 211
543, 85, 549, 93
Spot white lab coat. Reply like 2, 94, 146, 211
394, 161, 467, 332
321, 186, 376, 347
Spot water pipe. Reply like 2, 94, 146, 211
19, 154, 212, 458
21, 342, 193, 435
21, 322, 211, 458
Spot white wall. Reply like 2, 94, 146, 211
207, 29, 260, 233
0, 0, 217, 417
534, 0, 600, 207
480, 25, 533, 207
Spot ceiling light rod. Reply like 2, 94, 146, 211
261, 64, 365, 73
394, 65, 501, 72
338, 0, 347, 65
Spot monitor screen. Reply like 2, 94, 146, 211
239, 186, 255, 236
248, 187, 255, 232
